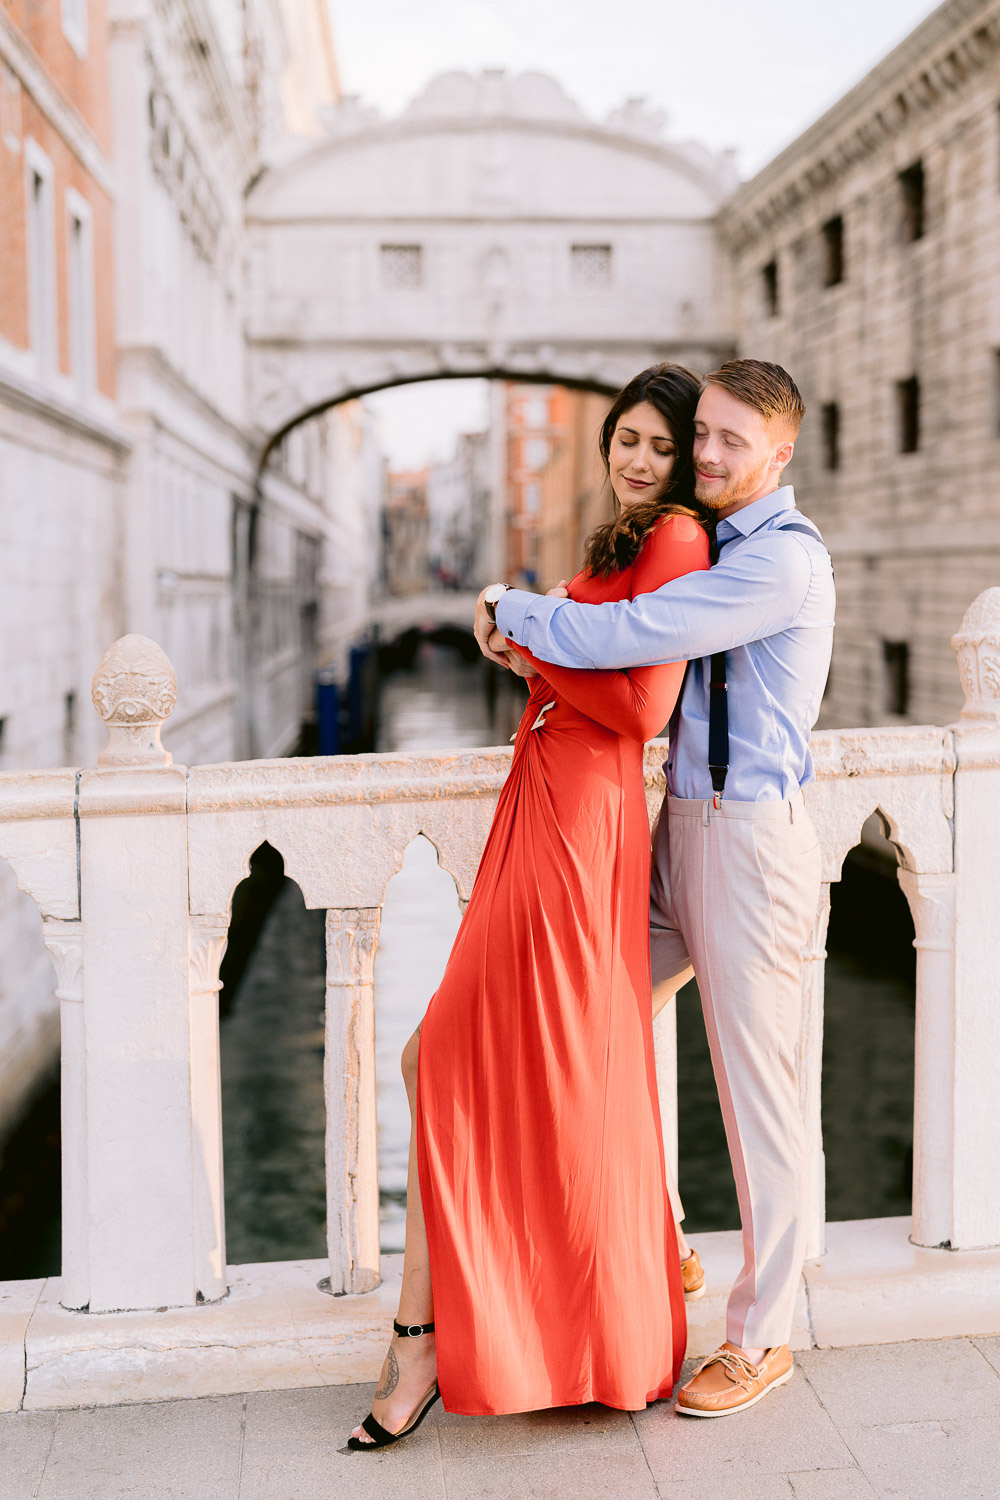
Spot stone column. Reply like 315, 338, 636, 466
41, 918, 88, 1310
652, 1006, 679, 1206
897, 869, 956, 1248
798, 884, 831, 1261
188, 915, 230, 1302
948, 589, 1000, 1248
78, 635, 218, 1311
324, 906, 381, 1294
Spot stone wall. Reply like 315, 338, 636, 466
721, 0, 1000, 730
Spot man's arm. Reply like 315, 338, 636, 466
494, 534, 815, 670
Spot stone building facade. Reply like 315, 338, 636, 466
721, 0, 1000, 731
0, 0, 382, 1140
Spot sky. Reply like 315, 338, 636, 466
333, 0, 943, 468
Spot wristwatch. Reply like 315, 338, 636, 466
483, 582, 511, 624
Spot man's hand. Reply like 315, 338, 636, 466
475, 588, 513, 666
488, 628, 538, 678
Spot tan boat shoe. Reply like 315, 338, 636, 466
680, 1248, 705, 1301
676, 1342, 793, 1417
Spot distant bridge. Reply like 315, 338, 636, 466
370, 592, 481, 639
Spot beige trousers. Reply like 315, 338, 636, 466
650, 791, 821, 1350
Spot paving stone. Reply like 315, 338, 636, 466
797, 1338, 1000, 1428
971, 1337, 1000, 1379
35, 1396, 242, 1500
436, 1400, 637, 1457
633, 1367, 853, 1485
440, 1445, 658, 1497
838, 1414, 1000, 1498
657, 1478, 792, 1500
239, 1383, 446, 1500
787, 1469, 875, 1498
0, 1411, 58, 1500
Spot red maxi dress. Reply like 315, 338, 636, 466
417, 513, 711, 1415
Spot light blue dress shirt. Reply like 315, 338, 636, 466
495, 485, 836, 802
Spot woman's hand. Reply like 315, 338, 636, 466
488, 629, 538, 678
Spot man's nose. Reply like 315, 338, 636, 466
695, 434, 721, 466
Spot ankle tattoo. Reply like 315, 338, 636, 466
374, 1345, 399, 1400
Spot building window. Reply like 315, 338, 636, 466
25, 142, 56, 377
882, 640, 910, 717
820, 402, 841, 471
899, 160, 925, 242
822, 215, 845, 286
66, 190, 95, 396
896, 376, 920, 453
63, 692, 77, 765
993, 349, 1000, 436
762, 259, 779, 317
380, 244, 422, 289
570, 244, 612, 288
61, 0, 88, 57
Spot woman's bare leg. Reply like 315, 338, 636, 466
652, 983, 693, 1261
351, 1024, 437, 1443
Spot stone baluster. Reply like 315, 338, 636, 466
188, 914, 230, 1302
798, 883, 832, 1261
897, 868, 956, 1248
652, 1005, 679, 1206
41, 918, 88, 1310
78, 634, 224, 1311
324, 906, 381, 1294
948, 588, 1000, 1247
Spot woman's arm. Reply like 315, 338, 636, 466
507, 515, 710, 741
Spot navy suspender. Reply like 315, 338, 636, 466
706, 520, 829, 807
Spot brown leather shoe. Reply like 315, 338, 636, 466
680, 1249, 705, 1301
676, 1342, 793, 1417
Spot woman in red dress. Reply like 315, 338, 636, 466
350, 364, 711, 1448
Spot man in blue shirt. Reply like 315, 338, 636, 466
476, 360, 835, 1417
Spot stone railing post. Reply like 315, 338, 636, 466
948, 588, 1000, 1248
41, 918, 88, 1310
76, 635, 225, 1311
324, 906, 381, 1294
799, 883, 832, 1261
897, 868, 956, 1248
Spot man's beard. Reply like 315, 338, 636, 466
694, 456, 771, 511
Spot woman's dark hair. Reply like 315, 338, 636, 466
583, 363, 708, 578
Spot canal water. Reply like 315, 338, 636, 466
0, 640, 916, 1278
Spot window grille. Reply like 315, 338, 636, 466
380, 244, 423, 289
570, 244, 612, 288
899, 161, 925, 242
821, 403, 841, 471
822, 216, 845, 286
896, 376, 920, 453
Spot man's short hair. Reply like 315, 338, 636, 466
703, 359, 805, 440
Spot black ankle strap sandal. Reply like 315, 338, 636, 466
347, 1319, 439, 1451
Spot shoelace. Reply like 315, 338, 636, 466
693, 1347, 761, 1390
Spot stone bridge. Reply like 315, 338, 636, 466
245, 70, 739, 449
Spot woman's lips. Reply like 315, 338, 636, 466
623, 477, 652, 489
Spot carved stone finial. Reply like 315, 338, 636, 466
91, 634, 177, 765
952, 588, 1000, 723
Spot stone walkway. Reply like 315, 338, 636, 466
2, 1337, 998, 1499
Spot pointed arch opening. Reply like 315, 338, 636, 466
219, 840, 327, 1265
822, 809, 916, 1223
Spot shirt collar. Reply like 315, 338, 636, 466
715, 485, 797, 541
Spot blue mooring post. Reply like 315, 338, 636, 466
315, 670, 341, 755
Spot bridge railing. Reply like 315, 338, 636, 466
1, 592, 999, 1313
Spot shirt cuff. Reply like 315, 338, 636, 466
495, 588, 533, 646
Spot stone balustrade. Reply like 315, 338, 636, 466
0, 594, 999, 1322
